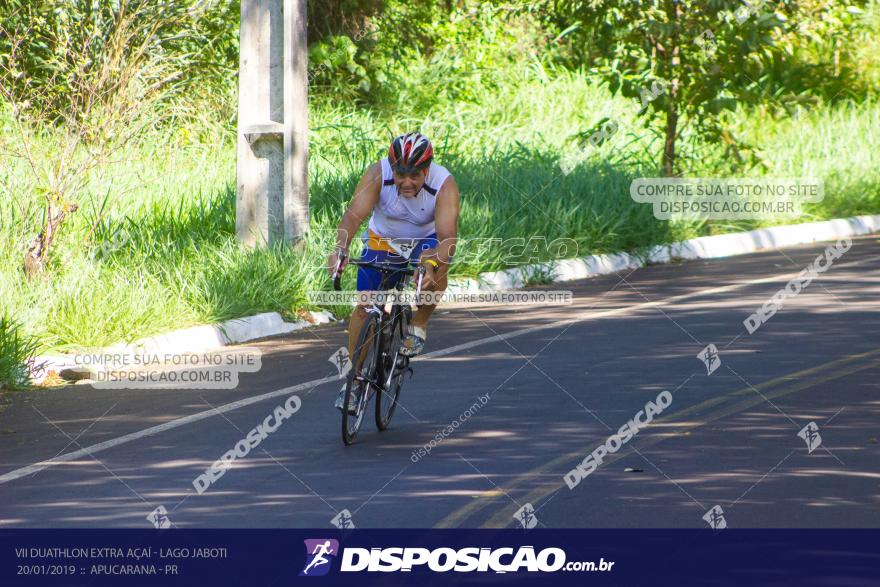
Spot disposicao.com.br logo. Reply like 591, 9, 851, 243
298, 541, 614, 576
335, 546, 611, 574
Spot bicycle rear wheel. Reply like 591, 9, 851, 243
375, 305, 409, 431
342, 313, 380, 445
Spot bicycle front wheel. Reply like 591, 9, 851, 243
342, 313, 380, 445
376, 305, 409, 431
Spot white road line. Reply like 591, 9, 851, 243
0, 375, 339, 484
2, 252, 877, 485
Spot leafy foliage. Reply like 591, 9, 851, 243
526, 0, 873, 174
307, 1, 551, 107
0, 0, 240, 123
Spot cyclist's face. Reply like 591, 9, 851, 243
393, 168, 428, 197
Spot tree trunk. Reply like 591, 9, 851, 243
23, 202, 77, 277
662, 104, 678, 177
662, 0, 682, 177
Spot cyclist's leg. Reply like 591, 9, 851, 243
410, 250, 447, 327
350, 249, 382, 354
336, 248, 401, 409
351, 248, 405, 356
402, 235, 448, 355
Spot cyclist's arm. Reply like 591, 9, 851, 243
429, 175, 460, 266
336, 162, 382, 251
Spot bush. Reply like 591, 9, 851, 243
307, 1, 551, 108
0, 0, 240, 123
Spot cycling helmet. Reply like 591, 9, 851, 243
388, 132, 433, 173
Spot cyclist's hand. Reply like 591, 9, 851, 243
328, 249, 349, 278
420, 264, 436, 290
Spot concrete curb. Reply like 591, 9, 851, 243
29, 214, 880, 384
449, 214, 880, 291
30, 310, 335, 385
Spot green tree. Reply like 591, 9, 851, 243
557, 0, 868, 175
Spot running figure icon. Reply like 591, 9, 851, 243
300, 539, 340, 576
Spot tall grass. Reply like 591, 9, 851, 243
0, 313, 38, 389
744, 99, 880, 220
1, 64, 879, 355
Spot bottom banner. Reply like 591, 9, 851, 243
2, 529, 877, 586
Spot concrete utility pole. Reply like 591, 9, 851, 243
236, 0, 309, 247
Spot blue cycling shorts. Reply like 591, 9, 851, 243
356, 233, 440, 291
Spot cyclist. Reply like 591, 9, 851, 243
328, 132, 460, 411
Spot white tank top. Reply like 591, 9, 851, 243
368, 157, 451, 239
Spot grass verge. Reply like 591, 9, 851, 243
1, 66, 878, 353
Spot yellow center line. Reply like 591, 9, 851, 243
434, 347, 880, 529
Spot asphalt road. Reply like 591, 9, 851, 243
1, 235, 878, 529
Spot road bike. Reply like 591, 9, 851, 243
332, 259, 426, 445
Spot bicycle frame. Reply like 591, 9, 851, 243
334, 257, 424, 384
333, 255, 426, 444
